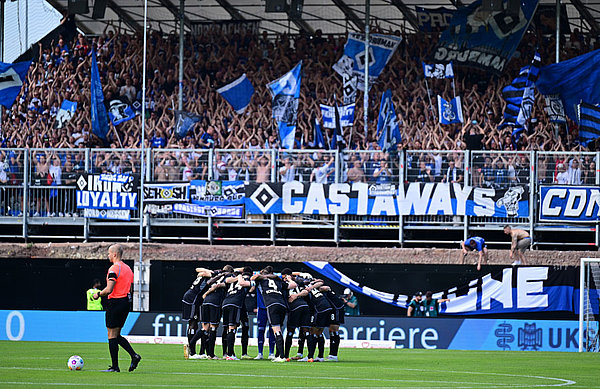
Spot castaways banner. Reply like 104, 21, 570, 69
432, 0, 538, 73
245, 182, 528, 217
539, 186, 600, 222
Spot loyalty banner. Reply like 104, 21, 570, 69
305, 261, 597, 316
245, 182, 528, 217
539, 186, 600, 222
143, 182, 189, 204
189, 180, 245, 206
433, 0, 538, 73
76, 174, 138, 210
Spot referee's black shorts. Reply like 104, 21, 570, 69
287, 306, 311, 328
105, 297, 130, 328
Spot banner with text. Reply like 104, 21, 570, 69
76, 174, 138, 210
143, 182, 189, 204
539, 186, 600, 222
245, 182, 528, 217
189, 180, 245, 206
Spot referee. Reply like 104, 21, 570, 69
93, 244, 141, 372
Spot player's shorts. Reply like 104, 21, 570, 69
240, 307, 249, 328
311, 309, 333, 328
222, 305, 242, 327
330, 308, 345, 325
287, 306, 311, 328
105, 297, 130, 328
182, 299, 202, 322
201, 304, 222, 325
516, 237, 531, 252
266, 304, 287, 327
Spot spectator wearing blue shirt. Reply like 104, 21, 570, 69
461, 236, 488, 271
150, 130, 166, 148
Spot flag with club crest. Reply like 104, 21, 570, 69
268, 62, 302, 149
0, 60, 31, 109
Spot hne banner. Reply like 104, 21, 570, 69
539, 186, 600, 222
305, 261, 598, 316
245, 182, 528, 217
433, 0, 538, 73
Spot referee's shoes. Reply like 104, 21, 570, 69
129, 354, 142, 372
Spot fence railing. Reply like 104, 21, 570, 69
0, 147, 598, 248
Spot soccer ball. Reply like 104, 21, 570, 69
67, 355, 84, 370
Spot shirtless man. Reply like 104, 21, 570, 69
503, 225, 531, 266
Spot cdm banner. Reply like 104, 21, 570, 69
539, 186, 600, 222
433, 0, 538, 73
245, 181, 528, 217
0, 310, 588, 352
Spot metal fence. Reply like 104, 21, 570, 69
1, 147, 599, 248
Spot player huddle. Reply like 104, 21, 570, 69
181, 265, 345, 362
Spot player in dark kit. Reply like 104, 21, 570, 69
221, 267, 253, 360
182, 267, 213, 359
324, 286, 345, 361
252, 266, 297, 363
281, 268, 313, 361
304, 279, 333, 362
198, 265, 234, 359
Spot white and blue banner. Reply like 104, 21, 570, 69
305, 261, 595, 318
189, 180, 245, 206
143, 182, 189, 204
76, 191, 138, 210
423, 62, 454, 79
217, 74, 254, 114
438, 96, 464, 124
321, 103, 355, 129
539, 186, 600, 222
173, 203, 243, 218
433, 0, 538, 73
108, 99, 135, 126
333, 32, 402, 91
90, 50, 109, 141
83, 208, 131, 221
76, 174, 138, 210
416, 6, 456, 32
0, 60, 31, 109
245, 182, 529, 217
268, 62, 302, 149
55, 100, 77, 129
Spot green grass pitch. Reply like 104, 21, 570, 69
0, 341, 598, 388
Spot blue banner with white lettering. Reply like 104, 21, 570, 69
416, 6, 456, 32
433, 0, 538, 73
539, 186, 600, 222
245, 182, 528, 217
333, 32, 402, 91
0, 60, 31, 109
189, 180, 245, 206
173, 203, 243, 218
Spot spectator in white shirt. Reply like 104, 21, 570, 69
279, 158, 295, 182
555, 163, 569, 184
310, 157, 334, 183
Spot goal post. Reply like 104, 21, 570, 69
579, 258, 600, 352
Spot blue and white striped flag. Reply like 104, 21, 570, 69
268, 62, 302, 149
216, 74, 254, 114
578, 102, 600, 146
422, 62, 454, 79
0, 60, 31, 109
437, 96, 463, 125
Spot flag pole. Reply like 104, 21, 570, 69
363, 0, 370, 144
424, 77, 437, 122
138, 0, 148, 312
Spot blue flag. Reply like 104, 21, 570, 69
422, 62, 454, 79
578, 102, 600, 146
268, 62, 302, 149
108, 99, 136, 126
55, 100, 77, 129
377, 90, 401, 151
537, 49, 600, 121
501, 52, 541, 138
437, 96, 464, 125
314, 118, 327, 149
320, 104, 336, 129
0, 60, 31, 109
175, 110, 201, 139
216, 74, 255, 114
90, 50, 109, 141
333, 32, 402, 91
321, 103, 355, 129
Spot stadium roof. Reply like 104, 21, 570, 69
45, 0, 600, 36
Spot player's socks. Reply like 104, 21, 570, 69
284, 328, 295, 358
222, 330, 228, 357
189, 331, 203, 355
227, 329, 236, 357
297, 330, 308, 355
108, 338, 119, 370
241, 324, 249, 356
307, 334, 317, 359
187, 326, 195, 344
117, 335, 136, 358
208, 328, 217, 357
200, 330, 209, 355
274, 331, 284, 359
257, 326, 266, 355
317, 334, 325, 359
329, 331, 340, 357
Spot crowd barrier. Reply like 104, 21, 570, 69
0, 310, 588, 352
0, 148, 598, 247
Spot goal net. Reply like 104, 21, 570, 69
579, 258, 600, 352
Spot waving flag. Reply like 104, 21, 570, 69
321, 103, 355, 129
330, 102, 346, 150
0, 60, 31, 108
268, 62, 302, 149
314, 118, 327, 149
437, 96, 464, 125
377, 89, 402, 151
108, 99, 135, 126
216, 74, 254, 114
544, 94, 566, 123
578, 102, 600, 146
175, 110, 201, 138
422, 62, 454, 79
55, 100, 77, 129
501, 52, 541, 138
90, 50, 109, 141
